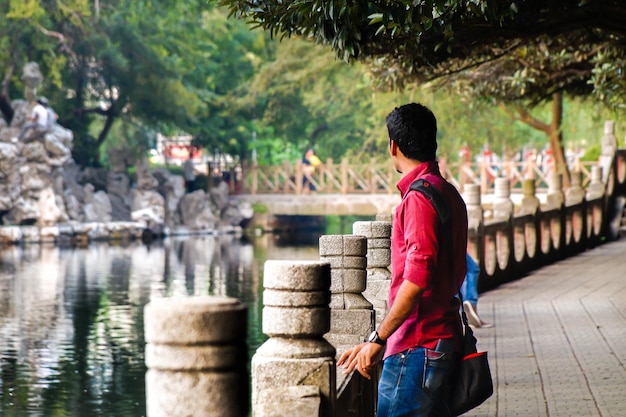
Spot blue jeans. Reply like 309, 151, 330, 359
461, 253, 480, 306
377, 346, 455, 417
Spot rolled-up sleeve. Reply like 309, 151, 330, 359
400, 192, 440, 289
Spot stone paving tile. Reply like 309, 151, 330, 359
465, 240, 626, 416
525, 302, 598, 417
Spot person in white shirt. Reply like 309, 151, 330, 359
17, 97, 50, 140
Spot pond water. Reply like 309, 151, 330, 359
0, 234, 320, 417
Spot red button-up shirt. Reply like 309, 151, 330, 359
385, 161, 468, 359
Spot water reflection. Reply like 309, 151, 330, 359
0, 234, 319, 416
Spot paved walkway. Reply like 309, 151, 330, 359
467, 239, 626, 417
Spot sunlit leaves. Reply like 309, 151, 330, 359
589, 47, 626, 109
219, 0, 626, 111
6, 0, 45, 20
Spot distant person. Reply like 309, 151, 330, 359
541, 143, 555, 175
302, 148, 321, 193
183, 157, 196, 193
17, 97, 49, 141
461, 252, 492, 328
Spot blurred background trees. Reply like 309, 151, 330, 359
219, 0, 626, 185
1, 1, 624, 172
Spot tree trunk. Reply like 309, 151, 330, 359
96, 104, 116, 148
0, 95, 14, 124
550, 92, 571, 188
512, 93, 571, 189
0, 65, 15, 123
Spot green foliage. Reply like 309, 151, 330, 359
582, 144, 601, 162
2, 0, 622, 174
1, 1, 260, 167
325, 215, 375, 235
188, 7, 274, 163
218, 0, 626, 168
246, 38, 377, 161
72, 134, 101, 167
219, 0, 626, 108
252, 202, 268, 214
589, 46, 626, 110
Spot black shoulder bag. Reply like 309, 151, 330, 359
409, 178, 493, 416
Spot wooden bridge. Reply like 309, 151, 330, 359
234, 157, 600, 216
242, 157, 598, 195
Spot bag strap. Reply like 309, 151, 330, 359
459, 293, 478, 354
408, 179, 450, 225
408, 178, 453, 263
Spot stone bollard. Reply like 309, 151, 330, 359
253, 260, 336, 417
144, 296, 249, 417
352, 221, 392, 327
492, 178, 513, 220
320, 234, 374, 353
565, 170, 585, 206
586, 166, 605, 200
464, 184, 484, 264
519, 179, 540, 215
544, 172, 564, 210
464, 184, 483, 230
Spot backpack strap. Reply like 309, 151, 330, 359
408, 178, 453, 258
409, 179, 451, 226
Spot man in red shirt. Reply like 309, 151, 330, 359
338, 103, 468, 416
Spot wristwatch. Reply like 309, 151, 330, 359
367, 330, 386, 346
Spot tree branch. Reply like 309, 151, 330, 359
35, 24, 77, 63
512, 107, 550, 134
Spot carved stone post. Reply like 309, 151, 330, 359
144, 296, 249, 417
319, 234, 374, 353
545, 172, 564, 210
492, 178, 513, 220
519, 179, 540, 215
352, 221, 392, 327
253, 261, 336, 417
565, 171, 585, 206
586, 166, 605, 200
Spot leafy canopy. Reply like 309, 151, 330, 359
219, 1, 626, 108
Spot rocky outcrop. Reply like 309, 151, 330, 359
0, 62, 250, 240
1, 127, 73, 225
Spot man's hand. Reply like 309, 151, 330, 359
337, 342, 383, 380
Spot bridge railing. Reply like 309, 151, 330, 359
246, 157, 599, 195
249, 158, 397, 195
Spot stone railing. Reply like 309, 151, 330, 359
471, 148, 626, 291
143, 149, 626, 415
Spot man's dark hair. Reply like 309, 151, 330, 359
386, 103, 437, 162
